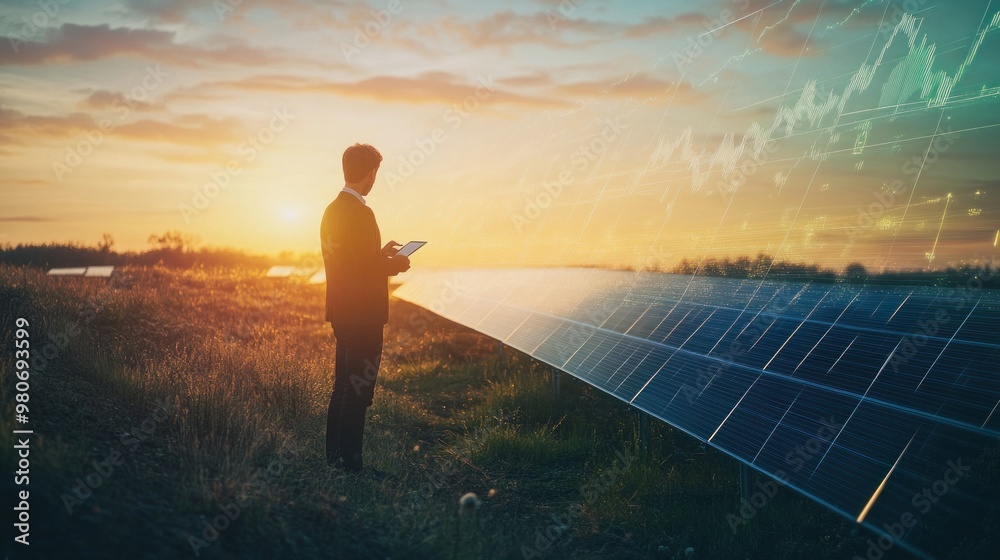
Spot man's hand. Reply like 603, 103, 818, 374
381, 240, 402, 257
390, 254, 410, 274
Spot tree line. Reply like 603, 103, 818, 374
3, 236, 997, 290
0, 231, 293, 270
666, 253, 999, 289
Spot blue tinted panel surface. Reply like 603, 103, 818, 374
394, 268, 1000, 559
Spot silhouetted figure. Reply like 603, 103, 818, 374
321, 143, 410, 474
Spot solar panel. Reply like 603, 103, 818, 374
47, 266, 115, 278
394, 267, 1000, 558
265, 266, 318, 278
308, 270, 325, 284
47, 267, 87, 276
84, 266, 114, 277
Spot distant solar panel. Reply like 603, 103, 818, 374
83, 266, 114, 277
266, 266, 318, 278
266, 266, 295, 278
47, 267, 87, 276
394, 267, 1000, 559
308, 270, 325, 284
47, 266, 115, 278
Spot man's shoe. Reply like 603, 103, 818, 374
327, 456, 363, 473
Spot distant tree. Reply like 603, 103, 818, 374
733, 256, 751, 275
656, 253, 993, 289
145, 231, 200, 267
147, 230, 195, 252
98, 233, 114, 252
672, 258, 698, 275
749, 253, 773, 278
843, 262, 868, 283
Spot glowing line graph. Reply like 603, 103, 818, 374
926, 192, 952, 267
644, 8, 1000, 194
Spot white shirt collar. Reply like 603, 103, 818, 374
341, 186, 366, 205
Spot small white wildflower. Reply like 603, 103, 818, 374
459, 492, 481, 512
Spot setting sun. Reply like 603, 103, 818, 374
280, 206, 301, 223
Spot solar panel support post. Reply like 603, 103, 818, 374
551, 368, 560, 398
638, 411, 651, 458
739, 463, 755, 503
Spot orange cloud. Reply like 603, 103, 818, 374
0, 105, 245, 151
498, 72, 554, 87
429, 10, 615, 49
168, 72, 572, 108
114, 115, 246, 146
0, 107, 95, 143
556, 73, 704, 102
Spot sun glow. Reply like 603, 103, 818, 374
280, 206, 300, 222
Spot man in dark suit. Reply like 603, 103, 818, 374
321, 143, 410, 474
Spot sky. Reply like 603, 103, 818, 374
1, 0, 999, 271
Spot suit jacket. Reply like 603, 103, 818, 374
320, 192, 398, 329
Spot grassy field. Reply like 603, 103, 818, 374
1, 265, 995, 560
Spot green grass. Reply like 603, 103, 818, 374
1, 264, 996, 560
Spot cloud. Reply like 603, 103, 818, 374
749, 22, 816, 57
0, 106, 95, 143
405, 10, 701, 51
113, 115, 246, 146
0, 23, 286, 68
122, 0, 354, 29
0, 216, 53, 222
6, 178, 51, 187
621, 13, 711, 39
168, 72, 573, 108
498, 71, 554, 87
401, 8, 757, 52
722, 0, 886, 57
120, 0, 206, 23
79, 90, 161, 112
556, 73, 704, 102
430, 10, 615, 48
0, 105, 245, 149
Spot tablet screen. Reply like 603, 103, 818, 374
395, 241, 426, 257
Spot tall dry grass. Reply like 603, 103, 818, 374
2, 264, 995, 560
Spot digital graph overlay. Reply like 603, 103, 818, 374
395, 0, 1000, 273
394, 267, 1000, 558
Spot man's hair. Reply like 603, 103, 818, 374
342, 143, 383, 183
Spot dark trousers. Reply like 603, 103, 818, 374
326, 324, 384, 470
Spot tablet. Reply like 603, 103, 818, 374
395, 241, 426, 257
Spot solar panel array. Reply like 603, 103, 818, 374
393, 267, 1000, 558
